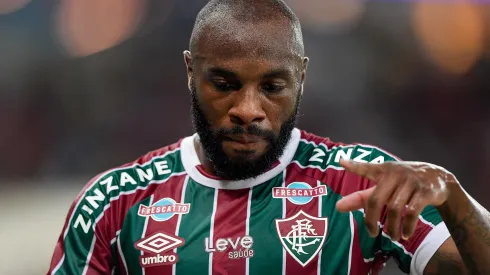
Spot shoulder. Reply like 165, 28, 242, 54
292, 130, 400, 195
296, 129, 400, 164
83, 139, 184, 198
70, 139, 186, 234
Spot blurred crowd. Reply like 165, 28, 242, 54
0, 0, 489, 207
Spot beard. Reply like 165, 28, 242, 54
190, 83, 301, 181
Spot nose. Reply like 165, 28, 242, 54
228, 87, 266, 126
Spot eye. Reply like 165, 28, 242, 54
262, 83, 285, 94
211, 78, 239, 92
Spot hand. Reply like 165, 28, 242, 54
336, 159, 456, 241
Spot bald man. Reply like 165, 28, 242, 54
48, 1, 490, 274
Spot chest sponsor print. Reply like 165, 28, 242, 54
276, 210, 328, 267
204, 235, 255, 260
272, 182, 327, 205
138, 197, 190, 222
134, 231, 185, 267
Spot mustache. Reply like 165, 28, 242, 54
215, 124, 276, 141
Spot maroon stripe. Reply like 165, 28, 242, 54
350, 216, 371, 275
212, 189, 250, 275
85, 239, 115, 275
283, 166, 320, 274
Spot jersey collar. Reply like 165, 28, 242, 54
180, 128, 300, 190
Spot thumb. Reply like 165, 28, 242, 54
336, 187, 375, 213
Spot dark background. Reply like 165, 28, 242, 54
0, 0, 489, 274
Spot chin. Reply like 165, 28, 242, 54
225, 143, 268, 156
212, 145, 276, 180
227, 150, 262, 161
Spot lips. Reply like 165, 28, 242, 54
226, 134, 262, 144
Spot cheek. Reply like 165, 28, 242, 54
267, 96, 296, 128
197, 83, 230, 126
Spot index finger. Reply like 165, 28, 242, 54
339, 159, 385, 181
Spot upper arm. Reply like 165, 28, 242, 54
424, 237, 466, 275
47, 181, 115, 275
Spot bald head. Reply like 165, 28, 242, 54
189, 0, 305, 61
184, 1, 309, 180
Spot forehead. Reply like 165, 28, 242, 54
193, 20, 301, 75
198, 57, 297, 82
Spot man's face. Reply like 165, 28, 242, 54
185, 20, 307, 180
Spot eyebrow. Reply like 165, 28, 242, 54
206, 67, 237, 78
261, 69, 292, 80
206, 67, 293, 80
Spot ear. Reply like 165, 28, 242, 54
299, 56, 309, 95
183, 50, 193, 90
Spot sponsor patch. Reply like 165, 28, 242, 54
272, 182, 327, 205
204, 235, 254, 260
138, 198, 190, 221
276, 210, 328, 267
134, 231, 185, 267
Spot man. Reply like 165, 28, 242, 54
47, 0, 490, 274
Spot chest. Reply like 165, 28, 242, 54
114, 176, 371, 275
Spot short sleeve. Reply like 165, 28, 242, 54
47, 177, 115, 275
375, 205, 451, 274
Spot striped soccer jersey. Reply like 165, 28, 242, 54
48, 128, 450, 275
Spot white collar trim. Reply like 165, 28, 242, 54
180, 128, 301, 190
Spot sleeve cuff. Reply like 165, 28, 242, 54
410, 222, 451, 275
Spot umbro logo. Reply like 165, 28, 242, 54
134, 231, 185, 267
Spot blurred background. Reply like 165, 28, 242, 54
1, 0, 489, 274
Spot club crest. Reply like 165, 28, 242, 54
275, 210, 328, 267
